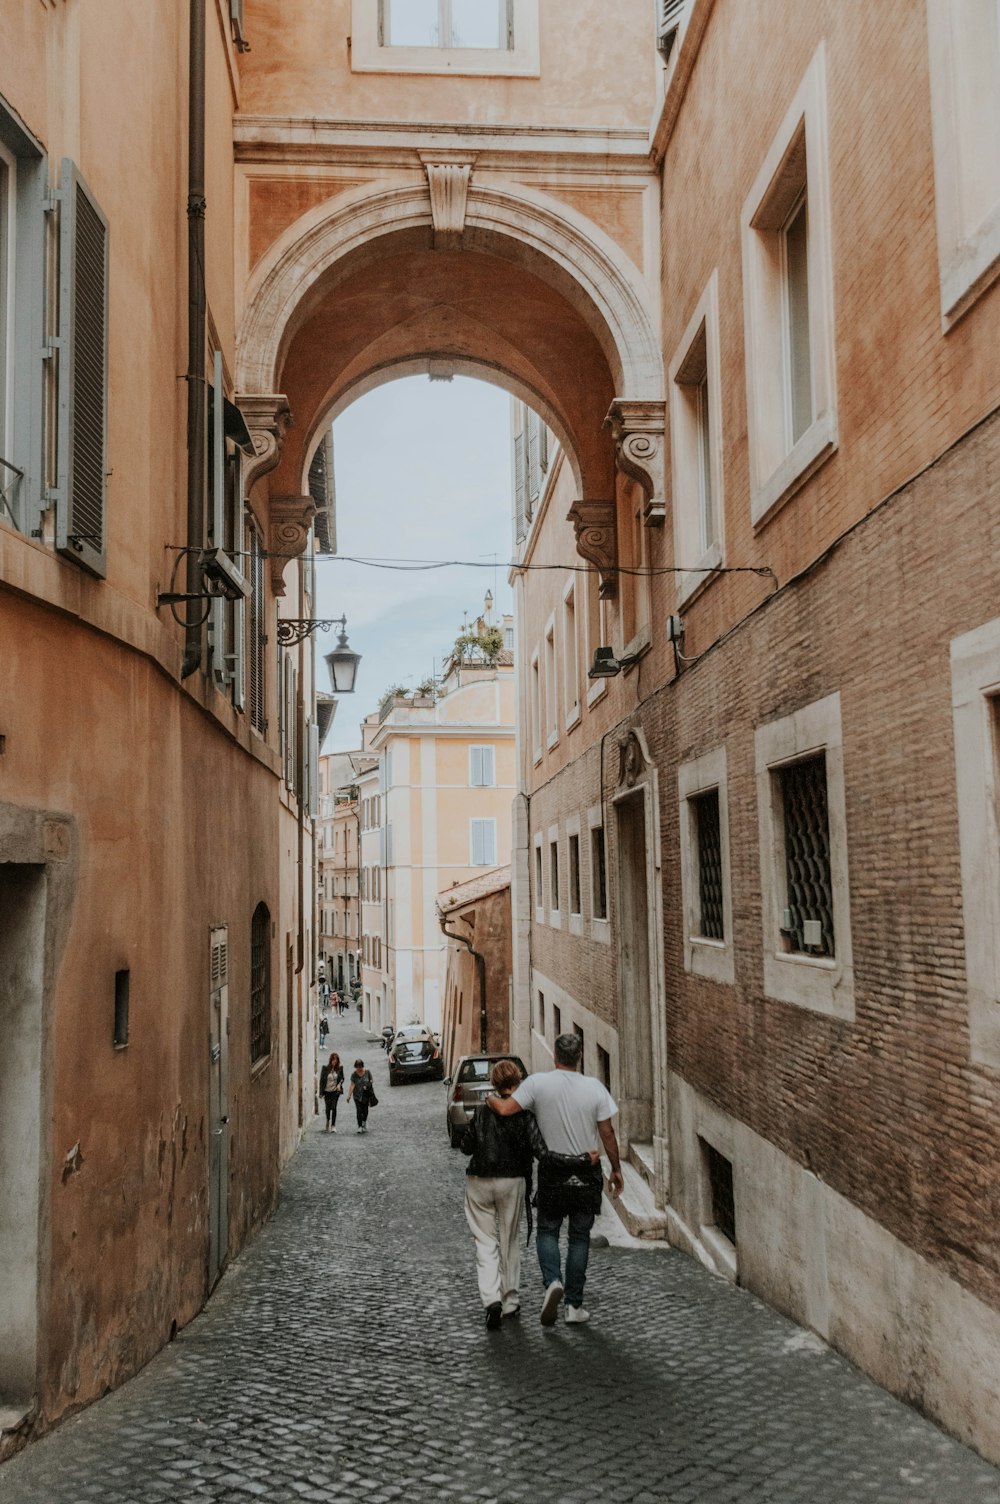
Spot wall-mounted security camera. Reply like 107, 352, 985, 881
200, 548, 251, 602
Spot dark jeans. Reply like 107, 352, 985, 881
535, 1206, 595, 1309
355, 1098, 369, 1128
323, 1091, 339, 1127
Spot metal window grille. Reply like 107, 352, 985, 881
779, 753, 834, 956
692, 789, 724, 940
591, 825, 607, 919
702, 1139, 736, 1245
250, 902, 270, 1063
568, 833, 581, 914
549, 841, 559, 908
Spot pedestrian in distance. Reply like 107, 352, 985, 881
460, 1059, 534, 1330
487, 1032, 623, 1327
320, 1052, 344, 1133
347, 1058, 376, 1133
318, 1015, 329, 1047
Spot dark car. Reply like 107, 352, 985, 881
387, 1025, 444, 1086
444, 1053, 528, 1146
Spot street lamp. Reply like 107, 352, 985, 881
275, 613, 362, 694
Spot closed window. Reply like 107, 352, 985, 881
741, 47, 837, 526
669, 272, 724, 606
549, 839, 560, 912
591, 825, 607, 920
250, 902, 271, 1063
471, 818, 497, 866
545, 622, 558, 745
531, 652, 542, 758
0, 143, 12, 494
691, 790, 724, 941
469, 745, 496, 786
381, 0, 510, 49
568, 833, 581, 915
0, 112, 45, 540
776, 754, 833, 957
562, 583, 578, 722
534, 841, 544, 910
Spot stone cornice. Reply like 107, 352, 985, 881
605, 398, 667, 526
237, 393, 294, 493
567, 500, 618, 598
269, 494, 317, 597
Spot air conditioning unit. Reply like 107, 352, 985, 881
657, 0, 687, 60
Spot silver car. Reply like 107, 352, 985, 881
444, 1053, 528, 1147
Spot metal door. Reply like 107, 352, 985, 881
208, 925, 230, 1289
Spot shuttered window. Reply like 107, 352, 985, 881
471, 818, 496, 866
250, 902, 271, 1064
56, 159, 108, 577
513, 428, 527, 543
469, 744, 495, 786
247, 513, 266, 733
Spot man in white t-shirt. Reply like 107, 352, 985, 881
488, 1033, 623, 1326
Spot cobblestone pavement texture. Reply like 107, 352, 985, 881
3, 1016, 1000, 1504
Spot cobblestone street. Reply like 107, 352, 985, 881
2, 1017, 998, 1504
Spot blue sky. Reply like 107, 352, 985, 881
315, 376, 515, 752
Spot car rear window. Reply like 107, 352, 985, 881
458, 1060, 491, 1083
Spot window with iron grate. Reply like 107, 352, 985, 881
701, 1138, 736, 1246
250, 902, 271, 1064
778, 753, 834, 956
691, 788, 724, 940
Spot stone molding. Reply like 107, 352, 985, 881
238, 180, 663, 404
567, 499, 618, 598
269, 494, 317, 596
420, 156, 474, 249
236, 393, 293, 493
606, 398, 667, 525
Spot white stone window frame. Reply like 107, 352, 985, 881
530, 648, 542, 766
741, 44, 838, 530
533, 830, 545, 923
951, 618, 1000, 1069
566, 812, 583, 937
587, 803, 611, 944
548, 822, 562, 930
669, 269, 725, 609
678, 744, 734, 985
755, 691, 854, 1019
352, 0, 539, 77
562, 575, 581, 732
468, 743, 496, 787
544, 613, 559, 751
926, 0, 1000, 328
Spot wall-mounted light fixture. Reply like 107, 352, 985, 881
276, 613, 362, 695
587, 645, 641, 680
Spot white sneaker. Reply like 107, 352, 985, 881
540, 1281, 564, 1327
565, 1305, 590, 1324
331, 1128, 337, 1134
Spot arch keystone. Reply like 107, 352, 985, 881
420, 155, 475, 250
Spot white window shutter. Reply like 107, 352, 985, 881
513, 429, 527, 542
470, 746, 483, 785
55, 159, 108, 578
527, 410, 541, 502
308, 718, 319, 818
471, 819, 485, 865
485, 820, 496, 864
483, 746, 495, 786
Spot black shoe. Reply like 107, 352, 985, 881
485, 1302, 502, 1331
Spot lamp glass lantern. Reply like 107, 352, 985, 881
324, 621, 361, 694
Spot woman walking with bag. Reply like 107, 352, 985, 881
347, 1058, 377, 1134
319, 1052, 344, 1133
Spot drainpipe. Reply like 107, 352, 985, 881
182, 0, 206, 679
440, 916, 488, 1054
295, 556, 306, 976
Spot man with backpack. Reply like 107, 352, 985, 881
487, 1033, 623, 1326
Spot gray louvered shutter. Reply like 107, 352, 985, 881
513, 429, 527, 542
658, 0, 686, 57
56, 159, 109, 578
527, 411, 541, 503
210, 352, 227, 688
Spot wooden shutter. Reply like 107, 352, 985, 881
470, 746, 483, 786
482, 746, 495, 786
209, 353, 227, 688
527, 410, 541, 503
513, 429, 527, 542
484, 820, 496, 865
471, 819, 485, 866
56, 159, 108, 578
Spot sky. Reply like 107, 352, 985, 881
315, 376, 515, 753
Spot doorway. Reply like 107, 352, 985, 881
0, 865, 46, 1412
615, 792, 654, 1145
208, 926, 230, 1290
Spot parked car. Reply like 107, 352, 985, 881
444, 1053, 528, 1146
387, 1025, 444, 1086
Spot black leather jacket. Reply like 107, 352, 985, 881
460, 1103, 534, 1179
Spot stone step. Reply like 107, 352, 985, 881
605, 1159, 669, 1241
628, 1139, 657, 1191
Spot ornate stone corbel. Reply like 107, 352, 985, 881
567, 499, 618, 599
269, 494, 317, 597
419, 154, 475, 250
605, 398, 667, 526
236, 393, 294, 493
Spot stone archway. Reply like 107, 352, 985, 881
236, 172, 665, 594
